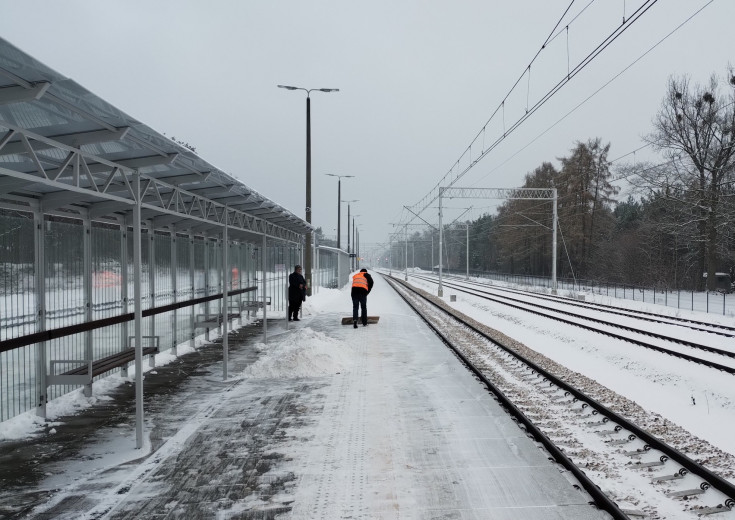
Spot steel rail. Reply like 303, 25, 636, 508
387, 274, 735, 508
415, 275, 735, 372
426, 274, 735, 352
440, 273, 735, 337
384, 275, 628, 519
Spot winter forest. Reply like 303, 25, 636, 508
368, 71, 735, 292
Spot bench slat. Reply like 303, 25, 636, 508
48, 347, 158, 386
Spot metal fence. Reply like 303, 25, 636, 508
0, 210, 314, 423
313, 245, 351, 292
459, 270, 734, 317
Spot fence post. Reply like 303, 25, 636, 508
222, 213, 228, 381
33, 204, 47, 418
189, 234, 195, 349
148, 221, 156, 347
171, 227, 177, 357
83, 214, 93, 398
203, 234, 210, 341
120, 217, 130, 375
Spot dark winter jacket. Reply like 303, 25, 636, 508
288, 271, 307, 301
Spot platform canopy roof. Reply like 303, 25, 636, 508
0, 38, 309, 243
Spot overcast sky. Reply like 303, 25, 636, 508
1, 0, 733, 251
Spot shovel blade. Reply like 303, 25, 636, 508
341, 316, 380, 325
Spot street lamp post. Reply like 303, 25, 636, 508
278, 84, 339, 295
326, 174, 354, 249
351, 215, 361, 271
342, 200, 358, 269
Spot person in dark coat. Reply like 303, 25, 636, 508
351, 268, 374, 328
288, 265, 307, 321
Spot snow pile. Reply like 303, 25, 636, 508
0, 374, 126, 441
0, 410, 47, 441
242, 327, 354, 379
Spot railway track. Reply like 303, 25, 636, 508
409, 274, 735, 374
437, 274, 735, 338
385, 274, 735, 519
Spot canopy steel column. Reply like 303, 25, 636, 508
147, 222, 156, 345
203, 234, 210, 341
83, 214, 93, 397
221, 211, 229, 380
133, 172, 144, 449
120, 217, 130, 377
314, 241, 320, 295
171, 228, 177, 356
262, 234, 268, 343
189, 234, 195, 349
33, 203, 47, 417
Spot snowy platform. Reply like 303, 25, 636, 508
0, 275, 612, 519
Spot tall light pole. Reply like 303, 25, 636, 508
351, 214, 361, 271
278, 84, 339, 295
326, 174, 354, 249
355, 228, 361, 269
342, 199, 358, 268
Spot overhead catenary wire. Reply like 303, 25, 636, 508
387, 0, 728, 265
398, 0, 661, 235
470, 0, 714, 189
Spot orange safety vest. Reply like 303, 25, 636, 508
352, 272, 369, 291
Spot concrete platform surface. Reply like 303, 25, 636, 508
0, 275, 612, 519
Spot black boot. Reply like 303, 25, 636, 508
353, 320, 358, 329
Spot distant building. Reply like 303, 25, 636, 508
703, 272, 732, 293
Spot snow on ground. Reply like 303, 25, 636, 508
404, 270, 735, 458
2, 271, 733, 457
2, 269, 734, 518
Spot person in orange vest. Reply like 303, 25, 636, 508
351, 268, 374, 328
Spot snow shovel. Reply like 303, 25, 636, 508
341, 316, 380, 325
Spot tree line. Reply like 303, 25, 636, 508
386, 70, 735, 291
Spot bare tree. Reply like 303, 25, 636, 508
644, 70, 735, 290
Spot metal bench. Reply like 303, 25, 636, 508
240, 297, 271, 317
240, 300, 269, 311
47, 345, 159, 387
195, 312, 242, 330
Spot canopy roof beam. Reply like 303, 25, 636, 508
0, 82, 50, 105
